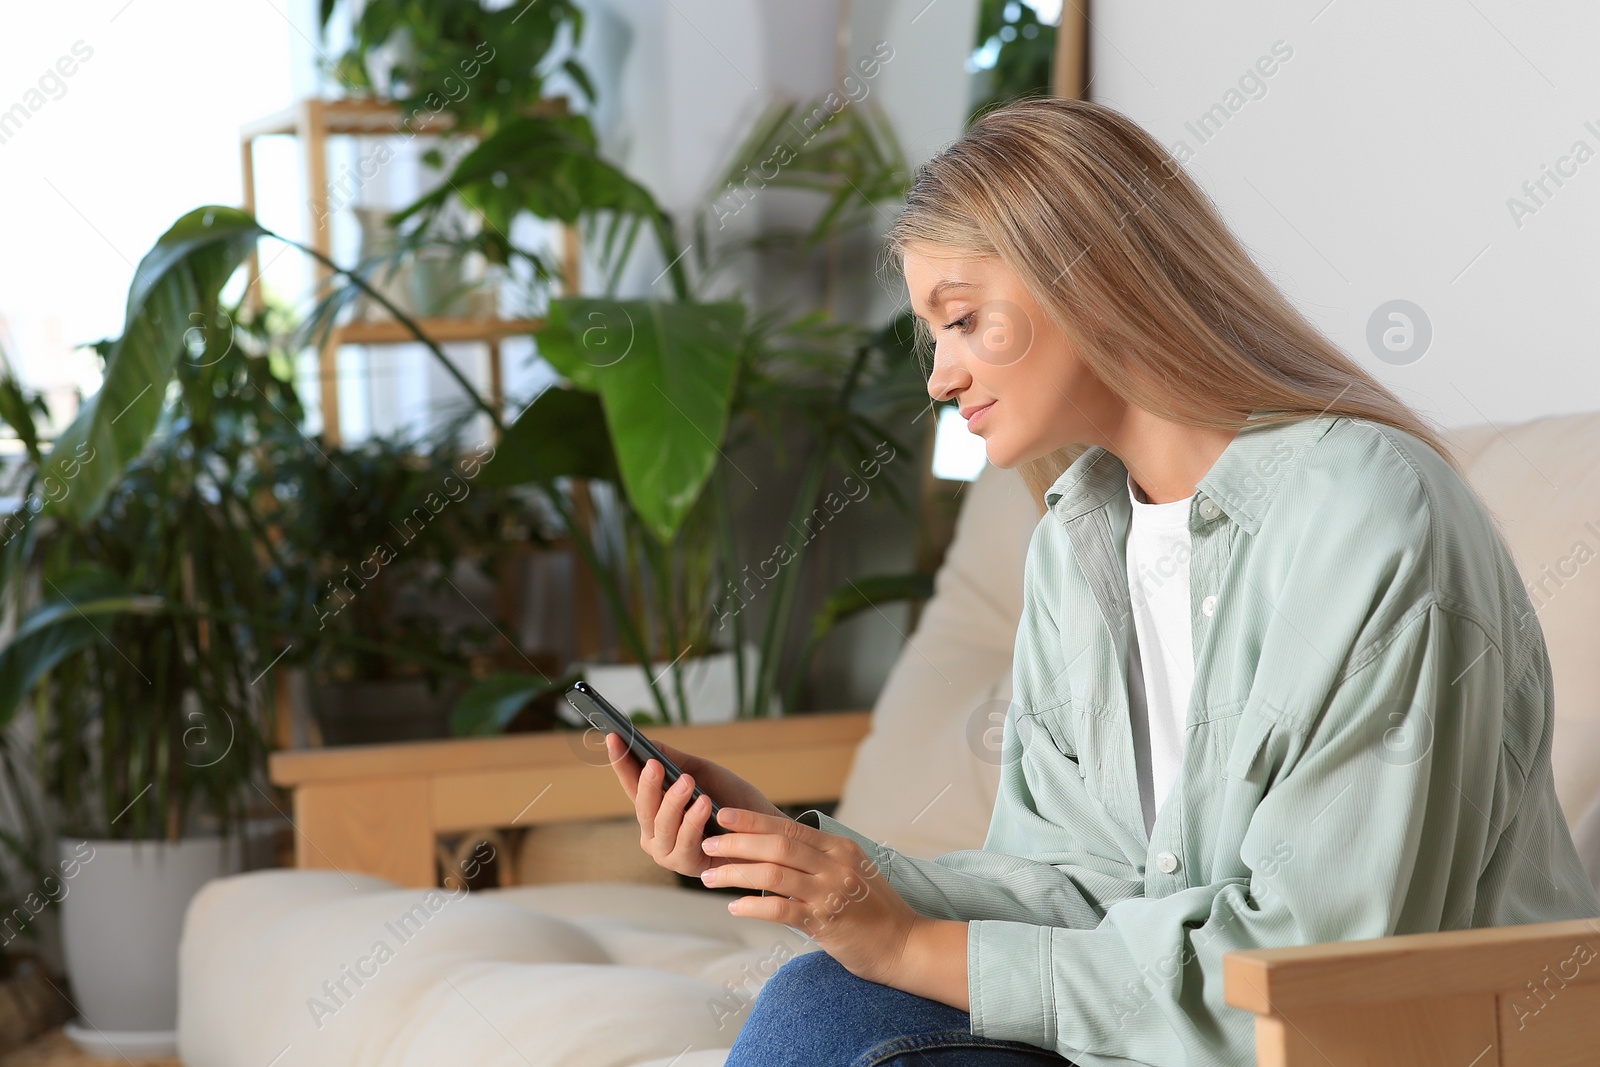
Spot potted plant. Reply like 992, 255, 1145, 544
267, 423, 549, 745
447, 87, 935, 731
0, 259, 293, 1053
319, 0, 671, 305
307, 3, 940, 728
0, 214, 493, 1052
0, 627, 73, 1053
460, 300, 928, 729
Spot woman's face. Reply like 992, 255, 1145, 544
903, 243, 1115, 468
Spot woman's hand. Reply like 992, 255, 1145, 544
697, 807, 941, 990
605, 732, 783, 877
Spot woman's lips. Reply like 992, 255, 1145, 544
963, 400, 996, 428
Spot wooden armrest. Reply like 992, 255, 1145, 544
267, 711, 873, 887
1224, 918, 1600, 1066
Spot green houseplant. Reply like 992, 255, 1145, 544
318, 0, 678, 301
454, 84, 933, 730
0, 211, 513, 1048
308, 1, 937, 728
968, 0, 1059, 123
0, 218, 302, 1050
0, 215, 292, 846
269, 423, 550, 744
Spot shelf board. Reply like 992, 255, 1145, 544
331, 317, 545, 346
241, 96, 569, 141
242, 98, 456, 140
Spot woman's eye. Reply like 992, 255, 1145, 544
942, 312, 976, 333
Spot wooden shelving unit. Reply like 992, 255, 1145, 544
237, 97, 603, 745
238, 95, 577, 443
331, 316, 545, 346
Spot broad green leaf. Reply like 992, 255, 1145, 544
783, 570, 936, 717
43, 206, 266, 524
478, 387, 618, 487
0, 343, 42, 465
538, 299, 745, 543
451, 672, 569, 736
561, 57, 596, 106
0, 377, 41, 467
0, 587, 165, 730
809, 571, 936, 640
393, 113, 658, 234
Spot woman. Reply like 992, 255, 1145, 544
605, 97, 1600, 1066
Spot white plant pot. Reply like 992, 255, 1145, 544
568, 643, 781, 725
57, 836, 237, 1058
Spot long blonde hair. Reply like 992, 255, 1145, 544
882, 97, 1455, 515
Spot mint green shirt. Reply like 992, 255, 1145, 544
803, 413, 1600, 1067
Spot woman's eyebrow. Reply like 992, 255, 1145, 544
917, 279, 978, 319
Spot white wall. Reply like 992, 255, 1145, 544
581, 0, 977, 306
1090, 0, 1600, 428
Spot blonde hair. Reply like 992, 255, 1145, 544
882, 97, 1455, 516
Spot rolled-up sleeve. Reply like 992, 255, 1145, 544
801, 804, 1136, 932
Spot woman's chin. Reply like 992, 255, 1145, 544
981, 437, 1018, 469
986, 434, 1066, 470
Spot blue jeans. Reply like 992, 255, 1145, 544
725, 949, 1075, 1066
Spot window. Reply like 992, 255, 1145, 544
0, 1, 297, 429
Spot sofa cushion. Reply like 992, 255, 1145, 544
833, 462, 1040, 858
177, 871, 817, 1067
1444, 411, 1600, 829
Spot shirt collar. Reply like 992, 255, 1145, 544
1044, 411, 1339, 533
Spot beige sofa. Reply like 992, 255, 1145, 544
176, 412, 1600, 1067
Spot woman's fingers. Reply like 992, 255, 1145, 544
613, 737, 717, 877
700, 860, 800, 898
722, 892, 801, 924
652, 771, 697, 856
606, 733, 641, 801
669, 792, 715, 865
700, 824, 826, 874
633, 757, 666, 843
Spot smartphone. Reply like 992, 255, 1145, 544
566, 680, 728, 836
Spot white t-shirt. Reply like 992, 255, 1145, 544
1124, 473, 1195, 830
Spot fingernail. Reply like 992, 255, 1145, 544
702, 837, 719, 854
671, 777, 690, 795
700, 868, 717, 885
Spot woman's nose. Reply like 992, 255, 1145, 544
925, 339, 969, 403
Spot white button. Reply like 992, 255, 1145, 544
1156, 851, 1179, 874
1201, 595, 1217, 617
1198, 498, 1221, 521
